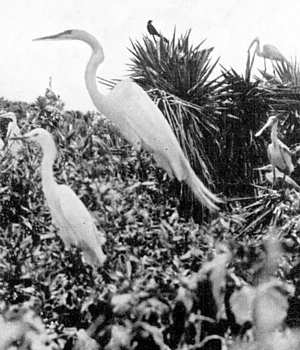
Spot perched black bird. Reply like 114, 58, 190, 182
147, 20, 168, 43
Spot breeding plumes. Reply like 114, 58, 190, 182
0, 112, 22, 157
11, 128, 106, 266
33, 29, 221, 211
248, 37, 287, 71
255, 115, 294, 183
147, 20, 168, 43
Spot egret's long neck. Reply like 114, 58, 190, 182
271, 121, 278, 143
41, 141, 57, 189
84, 34, 107, 113
255, 39, 261, 56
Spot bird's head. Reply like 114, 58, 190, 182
33, 29, 90, 42
255, 115, 278, 137
10, 128, 56, 151
33, 29, 101, 51
0, 112, 16, 123
147, 20, 152, 24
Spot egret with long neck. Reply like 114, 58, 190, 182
33, 29, 222, 211
255, 115, 294, 184
248, 37, 287, 72
12, 128, 106, 266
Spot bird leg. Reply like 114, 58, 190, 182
272, 166, 276, 188
282, 173, 286, 185
264, 58, 267, 73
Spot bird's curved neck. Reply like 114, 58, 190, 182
270, 121, 278, 143
84, 34, 107, 112
254, 39, 261, 56
41, 142, 57, 189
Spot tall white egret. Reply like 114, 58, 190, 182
255, 115, 294, 183
33, 29, 221, 211
12, 128, 106, 266
0, 112, 22, 157
248, 37, 287, 71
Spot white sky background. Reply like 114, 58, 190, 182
1, 0, 300, 111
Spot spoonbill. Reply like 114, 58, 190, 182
248, 37, 287, 71
0, 112, 22, 157
33, 29, 221, 211
255, 115, 294, 183
147, 20, 168, 43
11, 128, 106, 267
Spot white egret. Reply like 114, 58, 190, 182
12, 128, 106, 267
248, 37, 287, 71
255, 115, 294, 183
33, 29, 221, 211
0, 112, 22, 157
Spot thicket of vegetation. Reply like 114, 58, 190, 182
1, 30, 300, 349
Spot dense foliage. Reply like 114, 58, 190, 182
2, 30, 300, 350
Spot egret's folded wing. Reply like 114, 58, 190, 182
57, 185, 106, 265
107, 80, 182, 154
57, 185, 103, 245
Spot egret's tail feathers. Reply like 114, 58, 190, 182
186, 169, 222, 212
81, 242, 106, 267
154, 151, 222, 211
178, 155, 222, 211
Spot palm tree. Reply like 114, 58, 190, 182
118, 29, 222, 220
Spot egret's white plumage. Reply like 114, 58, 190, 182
33, 29, 222, 211
14, 128, 106, 266
255, 115, 294, 182
0, 112, 22, 156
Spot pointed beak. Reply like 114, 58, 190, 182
255, 118, 274, 137
9, 136, 29, 141
0, 113, 13, 121
33, 33, 62, 41
253, 164, 273, 171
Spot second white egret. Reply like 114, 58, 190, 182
12, 128, 106, 267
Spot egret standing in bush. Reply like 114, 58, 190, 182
33, 29, 222, 211
255, 115, 294, 183
11, 128, 106, 267
0, 112, 22, 157
248, 37, 287, 71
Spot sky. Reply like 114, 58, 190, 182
1, 0, 300, 111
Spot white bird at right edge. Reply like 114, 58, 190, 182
33, 29, 222, 212
12, 128, 106, 267
0, 112, 22, 157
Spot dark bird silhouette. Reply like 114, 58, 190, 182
147, 20, 168, 43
